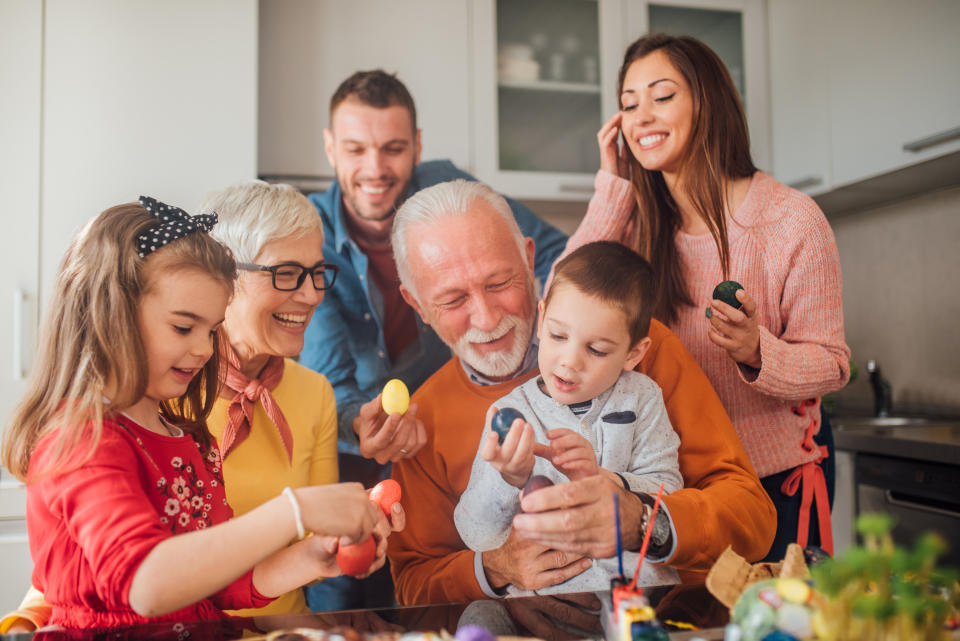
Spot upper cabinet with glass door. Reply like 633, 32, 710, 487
471, 0, 768, 201
471, 0, 625, 201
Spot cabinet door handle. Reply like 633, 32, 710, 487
902, 126, 960, 152
787, 175, 823, 190
558, 183, 594, 194
12, 289, 25, 380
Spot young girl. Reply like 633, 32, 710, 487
1, 198, 384, 629
562, 34, 850, 560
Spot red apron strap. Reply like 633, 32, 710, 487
780, 399, 834, 556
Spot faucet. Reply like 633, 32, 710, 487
865, 360, 893, 417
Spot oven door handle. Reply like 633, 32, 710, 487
885, 490, 960, 519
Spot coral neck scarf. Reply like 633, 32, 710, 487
220, 344, 293, 463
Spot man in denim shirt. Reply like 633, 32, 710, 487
301, 70, 567, 465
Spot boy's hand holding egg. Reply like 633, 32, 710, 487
706, 280, 761, 369
352, 379, 426, 464
481, 407, 539, 489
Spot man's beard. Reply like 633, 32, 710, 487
450, 273, 538, 379
340, 172, 414, 223
454, 313, 536, 379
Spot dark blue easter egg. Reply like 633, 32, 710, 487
803, 545, 831, 566
491, 407, 525, 444
712, 280, 744, 309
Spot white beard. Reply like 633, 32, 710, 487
454, 313, 535, 379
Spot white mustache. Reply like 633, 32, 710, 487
460, 317, 517, 344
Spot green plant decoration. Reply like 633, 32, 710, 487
809, 513, 959, 640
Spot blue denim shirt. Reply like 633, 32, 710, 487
300, 160, 568, 450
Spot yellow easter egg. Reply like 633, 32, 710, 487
776, 577, 811, 604
381, 379, 410, 415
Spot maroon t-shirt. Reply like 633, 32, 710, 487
354, 236, 418, 362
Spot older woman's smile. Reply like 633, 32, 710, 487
274, 311, 310, 328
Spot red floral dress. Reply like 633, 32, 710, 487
26, 414, 272, 630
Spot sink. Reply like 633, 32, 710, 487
836, 416, 930, 428
833, 415, 960, 430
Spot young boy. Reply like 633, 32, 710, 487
454, 241, 682, 595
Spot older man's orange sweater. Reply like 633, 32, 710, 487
388, 319, 775, 605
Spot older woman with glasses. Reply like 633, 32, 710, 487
200, 180, 404, 618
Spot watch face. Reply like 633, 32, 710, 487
651, 510, 670, 547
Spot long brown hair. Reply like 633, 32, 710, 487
618, 33, 756, 324
1, 203, 237, 481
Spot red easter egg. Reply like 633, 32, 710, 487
336, 536, 376, 577
520, 475, 555, 503
369, 479, 402, 517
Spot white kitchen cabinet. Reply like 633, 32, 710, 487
258, 0, 472, 182
769, 0, 960, 200
826, 0, 960, 187
0, 0, 258, 613
472, 0, 769, 201
0, 0, 42, 450
767, 0, 833, 195
0, 0, 41, 612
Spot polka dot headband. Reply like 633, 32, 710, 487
136, 196, 218, 258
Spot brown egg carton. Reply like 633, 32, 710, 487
705, 543, 810, 609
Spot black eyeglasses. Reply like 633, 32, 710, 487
238, 261, 339, 291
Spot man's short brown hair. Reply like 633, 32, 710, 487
330, 69, 417, 131
545, 241, 655, 346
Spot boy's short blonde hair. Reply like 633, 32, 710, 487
545, 241, 655, 346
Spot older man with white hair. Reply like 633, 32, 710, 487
387, 180, 776, 606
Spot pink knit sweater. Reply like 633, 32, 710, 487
564, 170, 851, 477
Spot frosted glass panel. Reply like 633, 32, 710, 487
648, 4, 745, 104
495, 0, 602, 173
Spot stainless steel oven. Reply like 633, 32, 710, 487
856, 452, 960, 566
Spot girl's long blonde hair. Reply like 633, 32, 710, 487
1, 202, 236, 481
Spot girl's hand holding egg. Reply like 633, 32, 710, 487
336, 479, 405, 577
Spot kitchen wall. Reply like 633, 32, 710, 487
830, 185, 960, 415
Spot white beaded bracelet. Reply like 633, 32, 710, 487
282, 486, 306, 541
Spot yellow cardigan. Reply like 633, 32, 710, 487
208, 358, 339, 617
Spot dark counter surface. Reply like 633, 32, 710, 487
1, 584, 728, 641
833, 417, 960, 466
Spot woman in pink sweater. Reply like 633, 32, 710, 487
563, 33, 850, 560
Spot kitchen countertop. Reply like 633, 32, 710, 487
833, 418, 960, 466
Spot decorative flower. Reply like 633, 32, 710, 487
170, 456, 183, 469
172, 476, 190, 499
164, 499, 180, 515
191, 496, 203, 510
178, 512, 191, 527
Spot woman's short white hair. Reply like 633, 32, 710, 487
392, 179, 525, 303
198, 180, 323, 262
